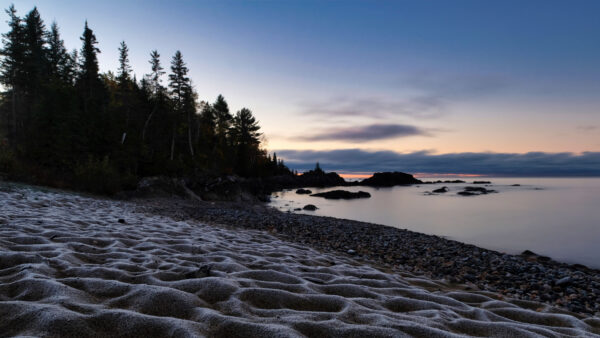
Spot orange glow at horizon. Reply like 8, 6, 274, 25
338, 172, 487, 179
412, 173, 486, 178
339, 173, 372, 179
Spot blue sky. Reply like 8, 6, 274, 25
2, 0, 599, 175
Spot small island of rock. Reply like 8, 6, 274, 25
359, 172, 422, 187
311, 190, 371, 200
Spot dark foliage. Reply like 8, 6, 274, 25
0, 6, 292, 193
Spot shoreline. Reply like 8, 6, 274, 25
1, 183, 599, 336
138, 196, 600, 317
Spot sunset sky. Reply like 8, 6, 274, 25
3, 0, 599, 175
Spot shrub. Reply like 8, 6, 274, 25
0, 142, 15, 174
74, 156, 122, 195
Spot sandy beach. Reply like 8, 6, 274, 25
1, 183, 599, 337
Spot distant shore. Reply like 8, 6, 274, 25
142, 196, 600, 316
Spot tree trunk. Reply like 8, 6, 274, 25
10, 87, 17, 148
187, 112, 194, 157
170, 129, 175, 161
141, 104, 157, 142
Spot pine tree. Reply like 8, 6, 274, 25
168, 50, 192, 159
0, 5, 24, 86
115, 41, 134, 143
47, 22, 69, 82
313, 162, 323, 174
0, 5, 25, 147
231, 108, 261, 175
78, 21, 100, 98
148, 50, 164, 95
169, 51, 189, 106
117, 41, 131, 84
23, 7, 47, 92
212, 94, 232, 170
197, 101, 216, 166
63, 49, 79, 85
76, 21, 110, 157
182, 83, 197, 158
213, 94, 231, 137
141, 50, 165, 142
232, 108, 261, 146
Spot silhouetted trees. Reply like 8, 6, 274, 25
0, 6, 292, 193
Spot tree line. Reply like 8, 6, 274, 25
0, 6, 292, 193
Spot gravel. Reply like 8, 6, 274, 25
138, 197, 600, 316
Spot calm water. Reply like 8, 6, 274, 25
269, 178, 600, 268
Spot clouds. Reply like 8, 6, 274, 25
275, 149, 600, 176
298, 123, 429, 142
577, 125, 598, 132
297, 73, 511, 122
299, 95, 445, 120
403, 72, 511, 99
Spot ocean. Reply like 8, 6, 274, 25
269, 177, 600, 268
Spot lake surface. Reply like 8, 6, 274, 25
269, 178, 600, 268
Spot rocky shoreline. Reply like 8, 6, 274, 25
139, 197, 600, 317
4, 184, 599, 336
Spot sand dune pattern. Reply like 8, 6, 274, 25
1, 185, 599, 337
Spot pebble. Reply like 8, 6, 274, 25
556, 276, 572, 287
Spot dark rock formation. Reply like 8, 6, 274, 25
134, 176, 203, 201
302, 204, 318, 211
298, 169, 346, 188
457, 186, 497, 196
296, 188, 312, 194
310, 190, 371, 200
457, 191, 477, 196
473, 181, 492, 184
359, 172, 422, 187
432, 186, 449, 193
259, 171, 347, 192
188, 175, 260, 202
423, 179, 465, 184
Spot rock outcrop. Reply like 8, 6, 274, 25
310, 190, 371, 200
359, 172, 422, 187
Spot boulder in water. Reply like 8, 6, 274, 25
310, 190, 371, 200
457, 186, 497, 196
432, 186, 449, 193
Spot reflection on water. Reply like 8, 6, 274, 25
270, 178, 600, 268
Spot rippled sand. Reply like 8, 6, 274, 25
1, 184, 599, 337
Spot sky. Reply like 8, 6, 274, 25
2, 0, 599, 175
